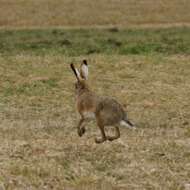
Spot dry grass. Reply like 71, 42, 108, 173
0, 0, 190, 28
0, 54, 190, 189
0, 1, 190, 189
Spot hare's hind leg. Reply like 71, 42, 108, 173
77, 117, 86, 137
107, 126, 120, 141
95, 123, 106, 144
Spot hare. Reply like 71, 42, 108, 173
70, 60, 135, 143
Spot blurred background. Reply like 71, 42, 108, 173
0, 0, 190, 28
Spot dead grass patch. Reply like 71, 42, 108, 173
0, 0, 190, 28
0, 54, 189, 189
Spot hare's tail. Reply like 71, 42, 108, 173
120, 114, 135, 128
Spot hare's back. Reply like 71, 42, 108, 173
96, 98, 125, 126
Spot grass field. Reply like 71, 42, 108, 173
0, 27, 190, 56
0, 0, 190, 189
0, 28, 190, 189
0, 0, 190, 28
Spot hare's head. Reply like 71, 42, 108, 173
70, 60, 89, 93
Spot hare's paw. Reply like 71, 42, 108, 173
95, 137, 106, 144
78, 127, 86, 137
107, 135, 120, 141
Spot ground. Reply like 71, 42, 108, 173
0, 1, 190, 190
0, 53, 190, 189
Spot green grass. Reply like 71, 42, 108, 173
0, 27, 190, 56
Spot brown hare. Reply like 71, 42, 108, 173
70, 60, 135, 143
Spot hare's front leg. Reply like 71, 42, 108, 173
77, 117, 86, 137
107, 126, 120, 141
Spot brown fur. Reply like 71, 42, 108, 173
71, 60, 134, 143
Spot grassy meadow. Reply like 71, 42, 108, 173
0, 0, 190, 190
0, 0, 190, 28
0, 28, 190, 190
0, 27, 190, 56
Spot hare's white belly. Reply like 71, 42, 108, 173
83, 111, 95, 119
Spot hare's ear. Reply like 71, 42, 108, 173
80, 59, 88, 80
70, 63, 81, 81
